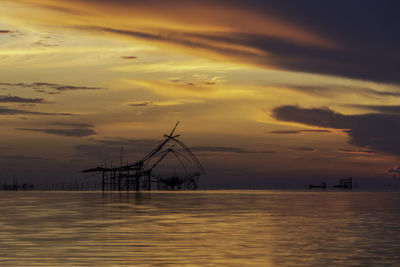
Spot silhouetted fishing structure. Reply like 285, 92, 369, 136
1, 176, 34, 191
309, 177, 353, 191
82, 122, 207, 191
333, 177, 352, 190
309, 182, 327, 190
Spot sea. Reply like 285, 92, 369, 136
0, 191, 399, 266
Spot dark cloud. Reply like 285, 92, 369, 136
337, 148, 377, 155
130, 102, 151, 107
0, 155, 48, 161
81, 26, 265, 61
290, 147, 315, 152
89, 27, 168, 41
52, 86, 99, 91
51, 122, 94, 128
272, 105, 400, 155
35, 90, 62, 95
17, 128, 95, 137
190, 146, 276, 154
75, 138, 160, 160
19, 104, 36, 107
272, 106, 349, 128
185, 81, 215, 86
231, 0, 400, 84
280, 84, 400, 98
95, 138, 159, 148
54, 85, 103, 91
75, 0, 400, 84
0, 82, 104, 93
167, 78, 218, 86
270, 129, 331, 134
16, 123, 96, 137
0, 106, 71, 116
301, 129, 331, 133
121, 56, 138, 60
270, 130, 302, 134
350, 105, 400, 115
0, 30, 12, 34
0, 95, 46, 103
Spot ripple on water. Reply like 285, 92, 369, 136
0, 191, 399, 266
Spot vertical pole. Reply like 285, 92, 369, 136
148, 173, 151, 191
118, 172, 121, 191
110, 161, 113, 191
120, 147, 123, 168
119, 147, 123, 191
135, 174, 140, 191
102, 171, 105, 191
126, 169, 130, 192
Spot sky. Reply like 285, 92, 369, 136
1, 0, 400, 189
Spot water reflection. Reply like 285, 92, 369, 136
0, 191, 399, 266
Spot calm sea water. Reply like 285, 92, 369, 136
0, 191, 399, 266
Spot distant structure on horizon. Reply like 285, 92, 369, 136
1, 176, 34, 191
309, 177, 353, 191
309, 182, 327, 190
82, 122, 207, 191
333, 177, 353, 190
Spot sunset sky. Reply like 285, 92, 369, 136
1, 0, 400, 188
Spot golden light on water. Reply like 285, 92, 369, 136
1, 191, 399, 266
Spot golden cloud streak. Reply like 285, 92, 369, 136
4, 0, 336, 63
